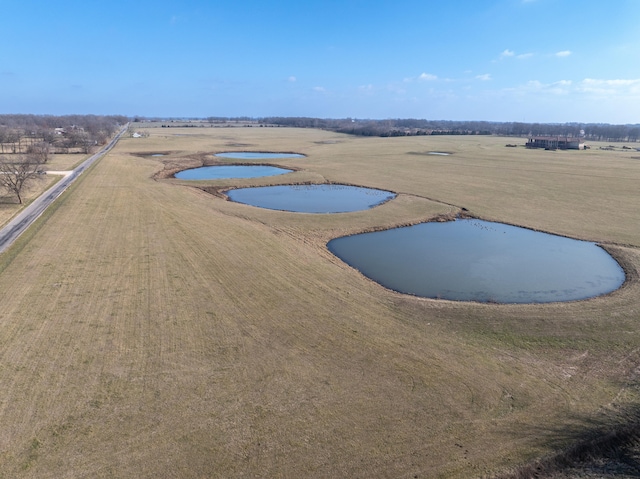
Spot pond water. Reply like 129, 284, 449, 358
175, 165, 292, 180
215, 152, 305, 159
227, 184, 396, 213
428, 151, 451, 156
327, 219, 625, 303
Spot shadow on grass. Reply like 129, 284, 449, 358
0, 195, 20, 205
493, 402, 640, 478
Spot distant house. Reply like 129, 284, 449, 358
526, 136, 585, 150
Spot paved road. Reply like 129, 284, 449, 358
0, 124, 129, 254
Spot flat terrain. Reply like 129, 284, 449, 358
0, 127, 639, 478
0, 153, 89, 227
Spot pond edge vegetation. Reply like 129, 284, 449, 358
152, 146, 632, 306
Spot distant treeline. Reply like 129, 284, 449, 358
5, 114, 638, 144
0, 114, 128, 154
260, 117, 640, 142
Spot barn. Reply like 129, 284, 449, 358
525, 136, 585, 150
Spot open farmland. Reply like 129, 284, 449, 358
0, 126, 639, 478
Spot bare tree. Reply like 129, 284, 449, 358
0, 155, 44, 204
5, 131, 21, 153
69, 130, 94, 154
0, 128, 6, 154
27, 141, 51, 163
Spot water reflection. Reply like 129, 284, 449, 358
227, 184, 395, 213
328, 219, 625, 303
175, 165, 292, 180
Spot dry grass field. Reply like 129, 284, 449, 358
0, 126, 639, 478
0, 152, 88, 227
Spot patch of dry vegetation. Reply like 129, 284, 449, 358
0, 151, 91, 228
0, 127, 638, 478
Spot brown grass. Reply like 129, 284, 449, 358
0, 152, 89, 227
0, 127, 638, 478
493, 406, 640, 478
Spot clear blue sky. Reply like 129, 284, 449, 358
2, 0, 639, 123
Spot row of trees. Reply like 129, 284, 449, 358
0, 114, 127, 155
260, 117, 640, 142
0, 115, 127, 205
0, 129, 99, 155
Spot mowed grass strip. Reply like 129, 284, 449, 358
0, 127, 638, 477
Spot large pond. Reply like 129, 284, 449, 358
215, 152, 305, 159
227, 184, 396, 213
175, 165, 292, 180
327, 219, 625, 303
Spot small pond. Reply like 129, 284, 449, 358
327, 219, 625, 303
227, 184, 396, 213
175, 165, 292, 180
215, 152, 305, 159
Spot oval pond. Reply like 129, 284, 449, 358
227, 184, 396, 213
215, 152, 305, 159
327, 219, 625, 304
175, 165, 292, 180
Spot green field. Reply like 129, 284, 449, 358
0, 126, 639, 478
